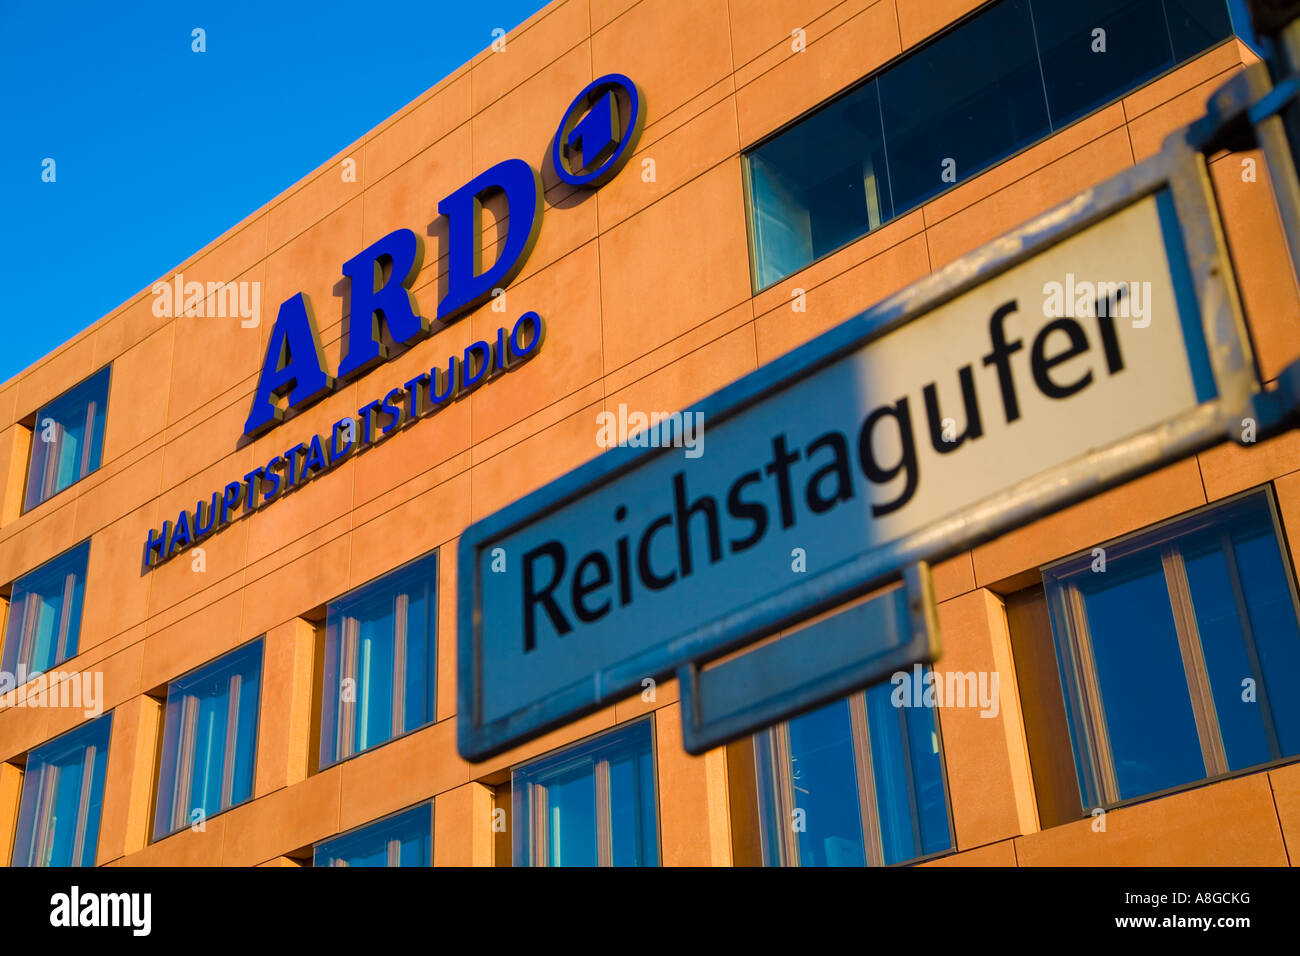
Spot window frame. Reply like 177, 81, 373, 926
1, 538, 92, 678
318, 548, 439, 769
1225, 0, 1263, 53
740, 0, 1241, 292
312, 800, 434, 867
754, 683, 957, 867
11, 712, 113, 867
21, 364, 113, 513
152, 637, 265, 842
1043, 486, 1300, 812
511, 717, 661, 868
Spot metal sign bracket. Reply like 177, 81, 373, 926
677, 562, 941, 755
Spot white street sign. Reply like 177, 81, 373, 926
458, 136, 1257, 761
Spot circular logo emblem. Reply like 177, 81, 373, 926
552, 74, 644, 188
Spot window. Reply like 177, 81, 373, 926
1, 540, 91, 678
1167, 0, 1238, 61
754, 678, 954, 866
24, 366, 111, 511
512, 720, 659, 866
11, 714, 112, 866
154, 640, 263, 840
1030, 0, 1232, 129
745, 0, 1237, 288
314, 803, 432, 867
877, 0, 1049, 216
319, 550, 437, 767
748, 81, 894, 288
1045, 490, 1300, 809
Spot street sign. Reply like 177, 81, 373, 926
458, 127, 1262, 763
679, 561, 940, 755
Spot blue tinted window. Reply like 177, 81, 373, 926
609, 739, 657, 867
314, 803, 431, 867
1167, 0, 1236, 60
1031, 0, 1175, 128
1182, 531, 1274, 769
866, 680, 952, 864
755, 676, 953, 867
320, 550, 437, 767
13, 713, 112, 866
749, 82, 893, 288
879, 0, 1049, 214
744, 0, 1236, 287
786, 698, 866, 866
2, 540, 91, 677
25, 366, 111, 511
1046, 491, 1300, 808
1073, 551, 1206, 799
1234, 529, 1300, 755
154, 641, 263, 840
512, 720, 658, 867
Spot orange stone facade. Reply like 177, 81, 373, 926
1, 0, 1298, 866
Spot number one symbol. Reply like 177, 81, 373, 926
564, 91, 620, 175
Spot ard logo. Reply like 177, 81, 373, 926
244, 74, 644, 439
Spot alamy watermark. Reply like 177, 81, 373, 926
0, 665, 103, 717
595, 403, 705, 458
151, 272, 261, 327
1042, 273, 1151, 328
890, 664, 999, 718
50, 886, 150, 936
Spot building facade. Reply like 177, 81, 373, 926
2, 0, 1299, 867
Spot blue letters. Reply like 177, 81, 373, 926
380, 388, 405, 436
338, 228, 427, 380
460, 342, 492, 393
196, 492, 220, 536
302, 435, 328, 476
169, 509, 193, 556
510, 311, 544, 359
147, 318, 547, 570
145, 522, 171, 567
244, 293, 334, 437
262, 457, 283, 501
330, 418, 355, 462
436, 158, 543, 322
219, 481, 243, 525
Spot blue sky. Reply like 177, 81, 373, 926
0, 0, 547, 383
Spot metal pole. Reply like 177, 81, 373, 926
1246, 2, 1300, 292
1251, 3, 1300, 136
